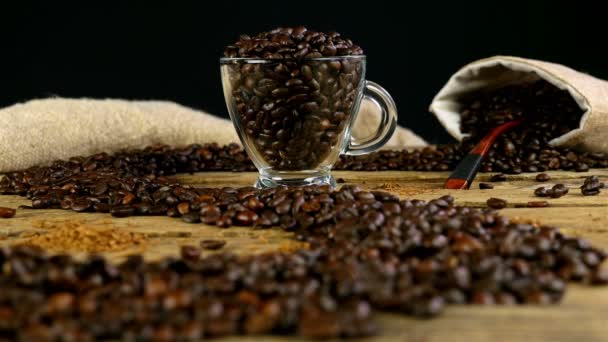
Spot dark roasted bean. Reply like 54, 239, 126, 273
110, 205, 135, 217
527, 201, 549, 208
181, 212, 200, 223
200, 239, 227, 250
551, 184, 569, 198
536, 173, 550, 182
236, 210, 258, 225
181, 245, 201, 261
479, 183, 494, 189
0, 206, 16, 218
486, 197, 507, 209
490, 174, 507, 182
581, 176, 603, 196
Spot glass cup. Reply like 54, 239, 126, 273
220, 55, 397, 188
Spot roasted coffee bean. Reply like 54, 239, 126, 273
70, 199, 91, 212
181, 245, 201, 261
490, 174, 507, 182
177, 202, 191, 215
181, 212, 201, 224
236, 210, 259, 225
479, 183, 494, 189
487, 197, 507, 209
216, 216, 232, 228
200, 239, 227, 250
551, 184, 569, 198
536, 173, 551, 182
110, 205, 135, 217
0, 206, 16, 218
93, 202, 111, 213
581, 176, 603, 196
534, 187, 550, 197
527, 201, 549, 208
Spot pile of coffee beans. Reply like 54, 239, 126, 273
0, 184, 606, 339
223, 27, 364, 170
1, 148, 608, 338
223, 26, 363, 59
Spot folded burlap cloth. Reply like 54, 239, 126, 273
0, 98, 426, 173
430, 56, 608, 153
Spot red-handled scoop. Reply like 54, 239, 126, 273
444, 120, 522, 190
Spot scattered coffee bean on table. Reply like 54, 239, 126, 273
536, 173, 551, 182
0, 206, 16, 218
479, 182, 494, 189
0, 145, 606, 339
490, 174, 507, 182
486, 197, 508, 209
551, 184, 569, 198
200, 239, 227, 250
527, 201, 549, 208
535, 184, 569, 198
581, 176, 603, 196
181, 245, 202, 261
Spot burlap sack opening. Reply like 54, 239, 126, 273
430, 56, 608, 153
0, 98, 426, 173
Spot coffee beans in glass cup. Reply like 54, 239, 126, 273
221, 27, 397, 188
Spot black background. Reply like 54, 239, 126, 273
2, 1, 606, 143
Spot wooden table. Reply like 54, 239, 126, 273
1, 170, 607, 341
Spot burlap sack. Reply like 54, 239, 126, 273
430, 56, 608, 153
0, 98, 426, 173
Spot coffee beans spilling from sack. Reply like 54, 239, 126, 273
459, 80, 604, 173
223, 27, 364, 170
0, 146, 607, 339
337, 80, 608, 172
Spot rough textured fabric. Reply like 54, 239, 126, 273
0, 98, 426, 172
430, 56, 608, 153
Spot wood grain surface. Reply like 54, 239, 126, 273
1, 169, 607, 341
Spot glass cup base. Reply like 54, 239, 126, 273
254, 168, 336, 189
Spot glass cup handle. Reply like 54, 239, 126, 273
345, 80, 398, 156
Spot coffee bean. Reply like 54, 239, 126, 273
534, 186, 550, 197
527, 201, 549, 208
70, 199, 91, 212
181, 212, 200, 223
479, 183, 494, 189
110, 205, 134, 217
487, 197, 507, 209
236, 210, 258, 225
0, 206, 16, 218
181, 245, 201, 261
216, 216, 232, 228
581, 176, 602, 196
536, 173, 550, 182
177, 202, 191, 215
200, 239, 227, 250
490, 174, 507, 182
551, 184, 569, 198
